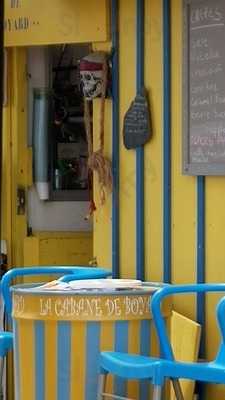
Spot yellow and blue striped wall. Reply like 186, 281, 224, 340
2, 1, 225, 399
94, 1, 225, 399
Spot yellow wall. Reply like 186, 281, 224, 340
92, 1, 225, 399
2, 48, 28, 268
24, 232, 93, 267
94, 0, 164, 280
3, 0, 225, 399
2, 49, 13, 267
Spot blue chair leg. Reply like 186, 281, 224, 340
152, 380, 184, 400
152, 385, 162, 400
172, 379, 184, 400
97, 374, 107, 400
0, 357, 4, 400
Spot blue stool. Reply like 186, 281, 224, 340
98, 283, 225, 400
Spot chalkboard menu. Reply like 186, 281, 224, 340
183, 0, 225, 175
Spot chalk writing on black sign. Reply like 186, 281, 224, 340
123, 92, 152, 149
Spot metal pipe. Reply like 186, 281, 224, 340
111, 0, 120, 278
163, 0, 172, 283
136, 0, 145, 281
172, 379, 185, 400
152, 385, 162, 400
33, 88, 50, 200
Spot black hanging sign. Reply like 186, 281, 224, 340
123, 90, 152, 150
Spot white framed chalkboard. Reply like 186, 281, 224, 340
183, 0, 225, 175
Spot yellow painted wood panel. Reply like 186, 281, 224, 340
93, 0, 164, 282
100, 321, 115, 395
119, 0, 136, 279
24, 232, 93, 266
144, 0, 163, 282
18, 320, 35, 400
23, 236, 39, 266
71, 323, 86, 400
93, 99, 112, 268
171, 0, 196, 320
170, 311, 201, 400
2, 49, 13, 267
3, 1, 225, 399
205, 177, 225, 369
127, 320, 140, 399
5, 0, 109, 47
11, 48, 28, 268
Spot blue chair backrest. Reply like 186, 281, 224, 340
1, 266, 111, 315
216, 295, 225, 364
150, 283, 225, 363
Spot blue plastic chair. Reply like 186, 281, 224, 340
0, 265, 111, 393
1, 266, 111, 315
98, 283, 225, 400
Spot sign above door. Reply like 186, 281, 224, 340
4, 0, 108, 47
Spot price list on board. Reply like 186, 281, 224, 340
183, 0, 225, 175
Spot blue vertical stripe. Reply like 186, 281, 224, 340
85, 322, 101, 400
139, 320, 151, 400
114, 321, 129, 397
136, 148, 145, 281
57, 322, 71, 400
13, 320, 20, 400
111, 0, 120, 278
163, 0, 172, 284
136, 0, 144, 89
197, 176, 205, 352
197, 176, 205, 400
35, 321, 45, 400
136, 0, 145, 281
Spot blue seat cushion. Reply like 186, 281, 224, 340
100, 352, 162, 380
161, 359, 225, 384
100, 352, 225, 385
